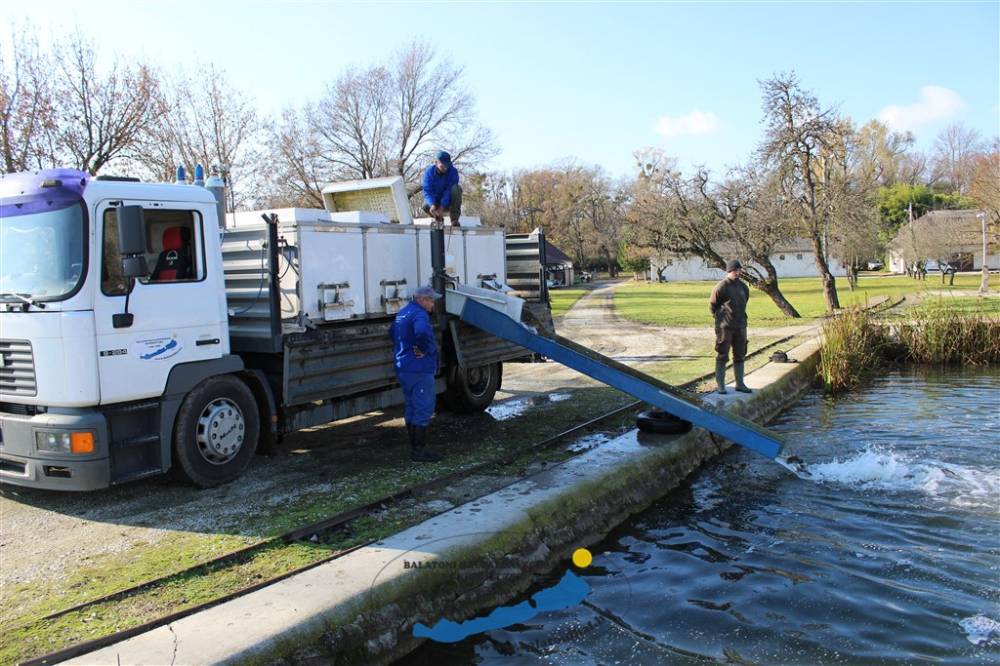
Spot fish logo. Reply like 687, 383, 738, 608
136, 336, 183, 361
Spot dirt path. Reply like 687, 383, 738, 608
500, 282, 714, 394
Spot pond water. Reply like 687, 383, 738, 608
401, 368, 1000, 664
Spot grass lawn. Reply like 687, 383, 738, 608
548, 286, 591, 317
614, 274, 992, 327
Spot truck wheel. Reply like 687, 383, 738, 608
172, 375, 260, 488
444, 362, 502, 413
636, 408, 692, 435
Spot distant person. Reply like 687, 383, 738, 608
389, 286, 444, 462
709, 260, 752, 395
422, 151, 462, 226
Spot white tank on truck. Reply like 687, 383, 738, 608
0, 168, 552, 491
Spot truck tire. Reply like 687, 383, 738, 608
172, 375, 260, 488
444, 362, 502, 413
636, 408, 692, 435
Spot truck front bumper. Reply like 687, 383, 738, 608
0, 408, 111, 491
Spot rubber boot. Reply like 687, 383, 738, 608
715, 359, 728, 394
734, 361, 752, 393
410, 426, 442, 462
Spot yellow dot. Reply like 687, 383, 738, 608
572, 547, 592, 568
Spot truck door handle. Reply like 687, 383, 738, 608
196, 338, 221, 346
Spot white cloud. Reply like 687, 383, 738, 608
878, 86, 965, 132
655, 110, 720, 139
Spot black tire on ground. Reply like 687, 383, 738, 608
171, 375, 260, 488
636, 408, 692, 435
443, 362, 502, 413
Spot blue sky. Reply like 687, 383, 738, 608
9, 1, 999, 177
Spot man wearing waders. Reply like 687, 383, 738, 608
390, 287, 444, 462
709, 260, 752, 395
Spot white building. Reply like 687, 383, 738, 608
649, 240, 846, 282
886, 210, 998, 273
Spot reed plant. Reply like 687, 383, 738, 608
819, 299, 1000, 393
820, 307, 890, 394
896, 299, 1000, 366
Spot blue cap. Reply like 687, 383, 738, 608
414, 286, 443, 300
436, 151, 451, 165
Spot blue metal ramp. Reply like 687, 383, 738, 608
449, 292, 784, 460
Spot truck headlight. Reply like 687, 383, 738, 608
35, 430, 95, 454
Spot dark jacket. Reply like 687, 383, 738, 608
389, 300, 438, 374
709, 277, 749, 329
422, 164, 459, 208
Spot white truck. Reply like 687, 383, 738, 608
0, 168, 551, 491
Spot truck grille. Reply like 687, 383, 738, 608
0, 340, 36, 397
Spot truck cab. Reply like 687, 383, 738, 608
0, 169, 237, 488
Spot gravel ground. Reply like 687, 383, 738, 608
0, 280, 813, 621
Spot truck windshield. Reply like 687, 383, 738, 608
0, 202, 86, 302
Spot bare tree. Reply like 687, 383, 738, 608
827, 119, 886, 290
309, 65, 394, 180
462, 171, 524, 230
932, 123, 984, 195
292, 41, 496, 202
587, 173, 627, 277
0, 24, 53, 172
897, 150, 932, 187
47, 31, 161, 174
262, 108, 327, 208
629, 148, 801, 317
391, 43, 496, 188
855, 119, 914, 187
758, 72, 850, 313
969, 139, 1000, 226
969, 139, 1000, 293
134, 65, 261, 209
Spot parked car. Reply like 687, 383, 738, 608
579, 271, 593, 283
546, 278, 563, 288
865, 260, 884, 271
924, 260, 956, 274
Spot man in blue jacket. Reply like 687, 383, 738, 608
389, 286, 444, 462
422, 150, 462, 226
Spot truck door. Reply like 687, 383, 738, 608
94, 201, 227, 404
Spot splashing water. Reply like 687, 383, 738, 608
802, 445, 999, 512
959, 615, 1000, 646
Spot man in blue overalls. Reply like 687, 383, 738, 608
390, 286, 444, 462
421, 150, 462, 226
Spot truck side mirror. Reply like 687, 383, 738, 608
117, 205, 149, 278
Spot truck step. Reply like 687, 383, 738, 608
112, 467, 163, 485
104, 400, 159, 414
112, 433, 160, 450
